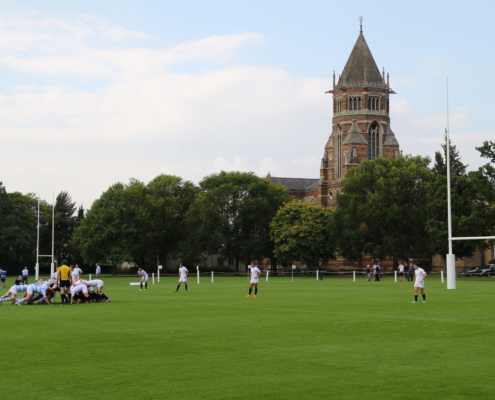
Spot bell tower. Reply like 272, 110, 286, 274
318, 19, 400, 208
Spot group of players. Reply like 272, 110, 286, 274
0, 260, 110, 305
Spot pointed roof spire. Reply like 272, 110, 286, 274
359, 16, 363, 33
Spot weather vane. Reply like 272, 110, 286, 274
359, 16, 363, 33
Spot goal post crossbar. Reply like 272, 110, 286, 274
451, 236, 495, 241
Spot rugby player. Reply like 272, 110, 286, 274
174, 263, 188, 293
138, 268, 148, 291
245, 262, 261, 298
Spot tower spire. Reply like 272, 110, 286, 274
359, 16, 363, 33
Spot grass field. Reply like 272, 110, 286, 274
2, 274, 495, 399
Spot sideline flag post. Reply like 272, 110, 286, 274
158, 265, 162, 283
441, 270, 444, 283
266, 270, 269, 282
152, 273, 155, 285
394, 271, 397, 282
292, 265, 296, 282
211, 271, 214, 283
316, 270, 319, 281
196, 266, 200, 284
353, 271, 356, 282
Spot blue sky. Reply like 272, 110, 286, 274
1, 0, 494, 208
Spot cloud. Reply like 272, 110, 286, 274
410, 106, 470, 130
390, 98, 412, 116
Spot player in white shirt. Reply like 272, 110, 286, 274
72, 264, 83, 281
174, 263, 189, 293
412, 263, 427, 303
398, 263, 405, 282
138, 268, 148, 291
246, 262, 261, 297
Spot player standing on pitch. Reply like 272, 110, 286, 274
174, 263, 188, 292
411, 262, 427, 303
138, 268, 148, 291
245, 262, 261, 298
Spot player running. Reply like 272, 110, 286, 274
245, 262, 261, 298
412, 262, 427, 303
174, 263, 188, 293
138, 268, 148, 291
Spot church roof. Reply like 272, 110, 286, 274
269, 177, 319, 191
329, 28, 393, 93
338, 32, 382, 86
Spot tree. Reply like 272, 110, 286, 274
270, 201, 336, 264
145, 175, 199, 266
73, 175, 199, 272
476, 140, 495, 184
0, 184, 39, 272
186, 171, 291, 272
73, 182, 136, 274
334, 155, 432, 263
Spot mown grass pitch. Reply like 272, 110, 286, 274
2, 274, 495, 399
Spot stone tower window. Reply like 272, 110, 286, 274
368, 121, 380, 160
336, 99, 342, 112
348, 96, 362, 111
369, 96, 380, 111
335, 125, 343, 178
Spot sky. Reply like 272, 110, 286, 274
1, 0, 494, 209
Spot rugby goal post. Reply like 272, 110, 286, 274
445, 80, 495, 289
35, 194, 55, 280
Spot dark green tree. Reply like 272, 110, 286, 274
186, 171, 291, 272
476, 140, 495, 184
73, 182, 136, 274
334, 155, 432, 264
270, 201, 336, 265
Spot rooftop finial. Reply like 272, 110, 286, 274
359, 16, 363, 33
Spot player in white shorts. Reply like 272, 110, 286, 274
70, 280, 89, 304
0, 284, 29, 303
412, 263, 427, 303
174, 263, 189, 293
397, 263, 405, 282
246, 262, 261, 298
138, 268, 148, 291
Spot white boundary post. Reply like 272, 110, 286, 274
196, 266, 200, 284
158, 265, 162, 283
89, 274, 92, 281
316, 270, 319, 281
292, 265, 295, 282
211, 271, 214, 283
441, 270, 444, 283
266, 270, 269, 282
394, 271, 397, 282
353, 271, 356, 282
152, 273, 155, 284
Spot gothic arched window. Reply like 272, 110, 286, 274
335, 125, 343, 178
368, 122, 380, 160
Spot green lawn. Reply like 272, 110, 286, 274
2, 274, 495, 399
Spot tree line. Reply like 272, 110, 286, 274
271, 138, 495, 268
1, 138, 494, 273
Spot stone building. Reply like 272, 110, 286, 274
269, 23, 400, 208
